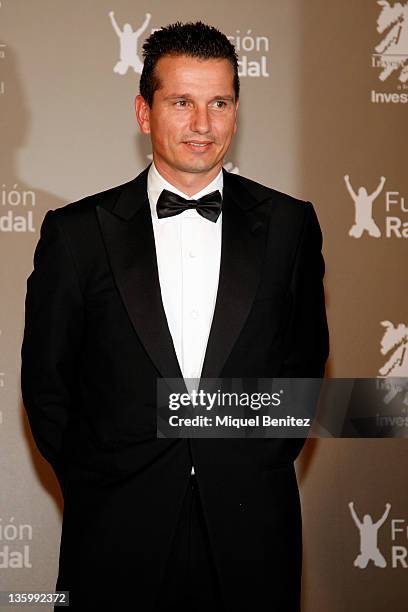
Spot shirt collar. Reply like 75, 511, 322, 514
147, 159, 223, 221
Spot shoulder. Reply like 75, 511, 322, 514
225, 171, 315, 237
36, 177, 140, 282
49, 178, 133, 222
41, 174, 142, 243
226, 170, 311, 215
226, 172, 323, 250
45, 164, 150, 229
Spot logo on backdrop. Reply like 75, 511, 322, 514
0, 517, 33, 569
349, 501, 390, 568
371, 1, 408, 103
344, 174, 407, 238
0, 184, 36, 232
108, 11, 270, 79
227, 30, 270, 77
348, 501, 408, 569
223, 161, 239, 174
109, 11, 152, 75
344, 174, 384, 238
379, 320, 408, 377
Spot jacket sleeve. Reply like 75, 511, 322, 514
21, 209, 84, 495
279, 201, 330, 377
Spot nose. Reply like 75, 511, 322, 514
190, 105, 211, 135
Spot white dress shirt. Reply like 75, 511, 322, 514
147, 160, 223, 476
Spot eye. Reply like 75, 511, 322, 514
175, 100, 188, 107
213, 100, 227, 109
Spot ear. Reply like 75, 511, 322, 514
377, 1, 389, 7
135, 94, 151, 135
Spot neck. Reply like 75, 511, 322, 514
152, 157, 222, 197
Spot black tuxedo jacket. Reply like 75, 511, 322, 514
21, 165, 329, 611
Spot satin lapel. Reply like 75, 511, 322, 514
200, 169, 270, 381
96, 166, 187, 394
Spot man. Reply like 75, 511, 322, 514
21, 21, 329, 612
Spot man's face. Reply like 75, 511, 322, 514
136, 55, 239, 178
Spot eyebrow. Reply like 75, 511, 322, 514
163, 93, 235, 101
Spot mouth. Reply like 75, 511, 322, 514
183, 141, 213, 152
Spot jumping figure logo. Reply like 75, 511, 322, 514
379, 320, 408, 376
344, 175, 385, 238
109, 11, 152, 75
349, 501, 391, 568
374, 1, 408, 83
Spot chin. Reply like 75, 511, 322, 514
176, 159, 220, 174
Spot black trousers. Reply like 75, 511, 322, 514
155, 474, 226, 611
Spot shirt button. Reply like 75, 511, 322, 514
188, 250, 196, 258
191, 310, 198, 319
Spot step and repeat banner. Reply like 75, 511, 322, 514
0, 1, 406, 610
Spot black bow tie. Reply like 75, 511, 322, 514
156, 189, 222, 223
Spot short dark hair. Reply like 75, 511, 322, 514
140, 21, 240, 107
